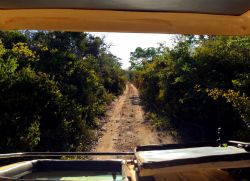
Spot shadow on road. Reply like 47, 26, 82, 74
129, 96, 141, 105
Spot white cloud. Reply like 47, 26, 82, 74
89, 32, 173, 69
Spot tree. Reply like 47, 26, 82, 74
130, 35, 250, 142
0, 31, 126, 152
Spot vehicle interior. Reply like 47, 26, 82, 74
0, 0, 250, 181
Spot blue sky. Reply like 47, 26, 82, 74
90, 32, 173, 69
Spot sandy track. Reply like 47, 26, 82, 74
94, 83, 174, 152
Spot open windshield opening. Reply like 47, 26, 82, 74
0, 31, 250, 180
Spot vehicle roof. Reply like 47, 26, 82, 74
0, 0, 250, 35
1, 0, 249, 15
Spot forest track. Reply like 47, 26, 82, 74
93, 83, 174, 154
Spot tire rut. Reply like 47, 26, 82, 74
93, 83, 174, 153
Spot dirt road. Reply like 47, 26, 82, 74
93, 83, 174, 152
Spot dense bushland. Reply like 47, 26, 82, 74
130, 36, 250, 142
0, 31, 126, 152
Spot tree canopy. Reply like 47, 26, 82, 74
0, 31, 126, 152
129, 35, 250, 142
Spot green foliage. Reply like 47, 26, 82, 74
207, 89, 250, 130
130, 35, 250, 142
145, 112, 179, 139
21, 121, 40, 151
0, 31, 126, 152
129, 46, 164, 70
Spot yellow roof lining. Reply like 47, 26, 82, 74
0, 9, 250, 35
